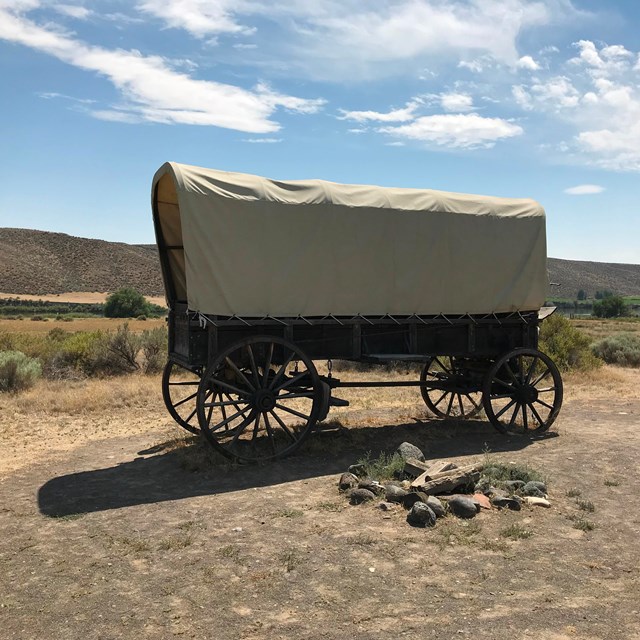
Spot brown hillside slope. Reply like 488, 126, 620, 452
0, 228, 163, 296
547, 257, 640, 298
0, 228, 638, 300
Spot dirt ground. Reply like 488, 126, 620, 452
1, 366, 639, 639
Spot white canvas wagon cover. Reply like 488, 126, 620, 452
152, 162, 547, 317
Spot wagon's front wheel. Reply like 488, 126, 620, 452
197, 336, 323, 463
162, 361, 201, 434
482, 348, 563, 435
420, 356, 483, 419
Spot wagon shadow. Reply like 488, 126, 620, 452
38, 418, 551, 518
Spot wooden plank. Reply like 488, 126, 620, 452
411, 463, 484, 493
403, 458, 430, 478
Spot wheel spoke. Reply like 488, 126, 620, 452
537, 386, 556, 393
269, 351, 296, 390
263, 412, 277, 454
262, 342, 274, 386
274, 403, 311, 421
228, 412, 255, 447
209, 378, 251, 398
202, 399, 246, 408
250, 413, 261, 446
432, 391, 448, 408
275, 371, 309, 393
531, 368, 551, 387
445, 393, 455, 417
504, 362, 520, 385
465, 394, 481, 410
535, 398, 554, 411
508, 403, 520, 428
172, 391, 197, 408
528, 402, 545, 428
495, 398, 517, 419
494, 377, 515, 391
246, 345, 261, 389
168, 380, 200, 386
269, 409, 298, 442
524, 356, 539, 385
208, 407, 249, 432
183, 406, 197, 424
224, 356, 256, 392
434, 357, 452, 375
457, 394, 465, 416
522, 403, 529, 430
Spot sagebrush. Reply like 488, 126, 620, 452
0, 351, 42, 392
539, 314, 602, 371
591, 333, 640, 367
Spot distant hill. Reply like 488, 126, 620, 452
547, 257, 640, 299
0, 228, 638, 300
0, 228, 163, 297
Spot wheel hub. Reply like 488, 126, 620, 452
253, 389, 276, 412
515, 384, 538, 405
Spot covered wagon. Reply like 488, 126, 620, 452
152, 162, 562, 462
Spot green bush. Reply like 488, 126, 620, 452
140, 328, 167, 374
593, 296, 628, 318
592, 333, 640, 367
104, 287, 151, 318
0, 351, 42, 392
539, 314, 602, 371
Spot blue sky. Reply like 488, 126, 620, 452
0, 0, 639, 263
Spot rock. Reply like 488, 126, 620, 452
376, 501, 396, 511
406, 503, 436, 527
402, 492, 424, 509
338, 472, 359, 492
523, 496, 551, 508
401, 480, 412, 491
491, 495, 522, 511
348, 463, 367, 477
503, 480, 525, 492
472, 493, 492, 510
523, 481, 547, 496
474, 478, 493, 494
396, 442, 426, 462
359, 479, 385, 495
385, 484, 408, 503
425, 496, 446, 518
486, 487, 507, 499
349, 488, 376, 504
448, 495, 479, 519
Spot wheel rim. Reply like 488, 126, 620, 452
420, 356, 482, 419
483, 349, 563, 435
162, 361, 201, 434
197, 336, 322, 462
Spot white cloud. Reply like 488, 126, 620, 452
380, 113, 522, 149
440, 92, 473, 112
516, 55, 540, 71
37, 90, 95, 104
512, 85, 533, 110
564, 184, 605, 195
243, 137, 282, 143
136, 0, 580, 80
0, 5, 324, 133
338, 100, 420, 123
54, 4, 91, 20
138, 0, 254, 37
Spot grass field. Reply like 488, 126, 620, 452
0, 316, 166, 333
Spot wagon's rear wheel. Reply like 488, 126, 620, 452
420, 356, 483, 419
483, 348, 563, 435
162, 361, 201, 434
197, 336, 323, 463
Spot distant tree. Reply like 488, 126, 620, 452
104, 287, 151, 318
595, 290, 614, 300
593, 296, 628, 318
577, 289, 586, 301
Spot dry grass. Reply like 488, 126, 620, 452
0, 317, 165, 334
572, 317, 640, 340
562, 365, 640, 401
0, 291, 166, 306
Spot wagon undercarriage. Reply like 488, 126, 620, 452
162, 311, 563, 463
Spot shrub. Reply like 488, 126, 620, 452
593, 296, 628, 318
104, 287, 151, 318
539, 314, 602, 371
591, 333, 640, 367
0, 351, 42, 392
140, 328, 167, 374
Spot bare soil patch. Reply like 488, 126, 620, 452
0, 367, 639, 639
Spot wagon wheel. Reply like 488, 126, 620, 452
483, 348, 563, 435
197, 336, 323, 463
162, 361, 202, 434
420, 356, 483, 419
